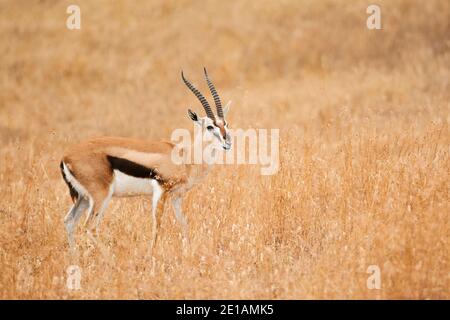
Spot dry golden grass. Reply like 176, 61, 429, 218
0, 0, 449, 299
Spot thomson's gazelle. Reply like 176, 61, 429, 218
60, 69, 232, 249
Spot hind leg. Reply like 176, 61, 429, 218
172, 196, 188, 239
64, 197, 90, 249
91, 188, 114, 235
83, 185, 113, 245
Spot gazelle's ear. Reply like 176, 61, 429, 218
188, 109, 198, 122
223, 100, 232, 117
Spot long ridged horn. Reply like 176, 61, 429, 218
204, 67, 223, 119
181, 71, 215, 121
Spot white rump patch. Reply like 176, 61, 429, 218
62, 162, 89, 198
112, 170, 154, 197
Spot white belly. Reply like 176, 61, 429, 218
113, 170, 154, 197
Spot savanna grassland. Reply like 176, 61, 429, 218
0, 0, 449, 299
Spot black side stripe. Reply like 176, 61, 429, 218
106, 155, 165, 184
60, 161, 79, 202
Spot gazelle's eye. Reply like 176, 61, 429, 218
207, 125, 214, 131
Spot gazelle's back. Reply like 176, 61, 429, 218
61, 137, 188, 198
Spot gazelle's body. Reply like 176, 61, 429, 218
60, 69, 232, 249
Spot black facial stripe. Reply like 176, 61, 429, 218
106, 155, 165, 184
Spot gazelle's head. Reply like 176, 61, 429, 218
182, 68, 232, 151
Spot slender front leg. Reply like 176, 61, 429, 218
150, 180, 166, 251
172, 196, 188, 239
